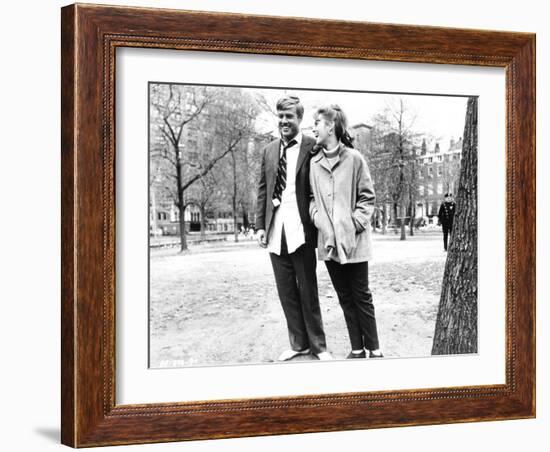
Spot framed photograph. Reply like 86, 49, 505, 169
61, 3, 535, 447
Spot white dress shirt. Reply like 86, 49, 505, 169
267, 133, 306, 255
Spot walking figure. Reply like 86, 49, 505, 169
438, 193, 456, 251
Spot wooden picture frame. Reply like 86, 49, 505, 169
61, 3, 535, 447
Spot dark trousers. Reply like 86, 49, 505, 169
443, 224, 452, 251
269, 230, 327, 355
325, 261, 380, 351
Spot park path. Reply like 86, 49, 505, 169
149, 233, 446, 368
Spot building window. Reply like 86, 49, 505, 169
428, 157, 433, 163
437, 166, 443, 176
428, 167, 433, 177
418, 185, 424, 196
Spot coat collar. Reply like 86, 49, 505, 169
281, 132, 303, 150
313, 142, 348, 172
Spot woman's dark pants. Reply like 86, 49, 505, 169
325, 261, 380, 351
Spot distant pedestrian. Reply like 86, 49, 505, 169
438, 193, 456, 251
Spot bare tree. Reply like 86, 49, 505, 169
370, 98, 421, 240
206, 90, 260, 242
150, 85, 259, 251
150, 84, 214, 250
184, 173, 221, 241
432, 97, 478, 355
408, 153, 420, 236
441, 151, 462, 195
368, 144, 393, 234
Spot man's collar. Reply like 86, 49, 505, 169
281, 132, 303, 149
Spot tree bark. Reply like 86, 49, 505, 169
231, 151, 239, 243
432, 97, 478, 355
242, 208, 249, 230
199, 204, 206, 241
175, 143, 188, 252
150, 189, 157, 235
178, 203, 187, 252
409, 197, 415, 236
400, 203, 406, 240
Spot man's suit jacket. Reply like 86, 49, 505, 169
256, 135, 317, 246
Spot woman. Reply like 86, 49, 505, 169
309, 105, 383, 359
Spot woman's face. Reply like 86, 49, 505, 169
313, 115, 333, 147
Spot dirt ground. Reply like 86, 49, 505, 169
149, 232, 446, 368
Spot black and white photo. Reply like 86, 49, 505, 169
148, 83, 478, 368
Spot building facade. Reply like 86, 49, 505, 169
415, 137, 462, 219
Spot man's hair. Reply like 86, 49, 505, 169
276, 95, 304, 119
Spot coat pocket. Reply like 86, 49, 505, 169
351, 210, 369, 233
337, 216, 358, 256
315, 214, 336, 251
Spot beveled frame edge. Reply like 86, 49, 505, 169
61, 3, 536, 447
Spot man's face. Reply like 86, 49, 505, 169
445, 195, 453, 203
277, 107, 302, 142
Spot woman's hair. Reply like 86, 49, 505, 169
314, 104, 354, 148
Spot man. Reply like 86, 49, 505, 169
438, 193, 456, 251
256, 96, 330, 361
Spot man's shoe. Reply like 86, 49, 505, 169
368, 350, 384, 358
346, 350, 367, 359
277, 348, 310, 361
315, 351, 333, 361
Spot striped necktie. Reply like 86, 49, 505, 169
272, 139, 297, 207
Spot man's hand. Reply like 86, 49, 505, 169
256, 229, 267, 248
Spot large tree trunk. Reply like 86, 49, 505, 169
231, 151, 239, 243
175, 143, 188, 252
400, 203, 406, 240
408, 198, 415, 236
381, 205, 387, 235
242, 208, 249, 230
150, 189, 157, 235
432, 97, 478, 355
199, 205, 207, 241
178, 203, 188, 252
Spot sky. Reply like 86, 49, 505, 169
253, 87, 469, 152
